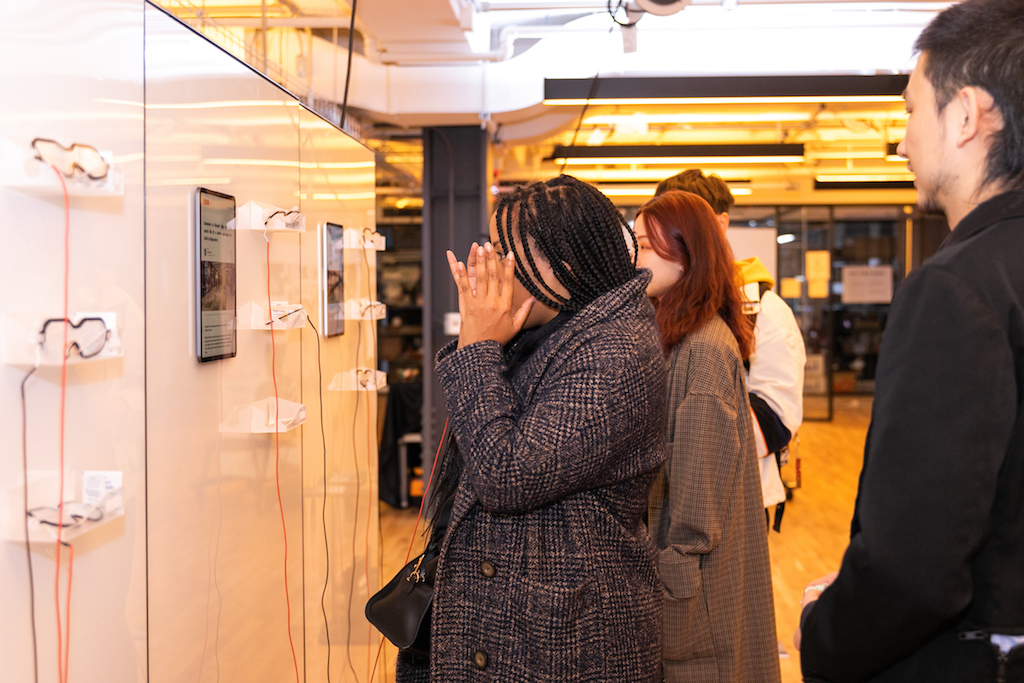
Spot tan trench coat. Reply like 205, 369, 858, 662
648, 314, 781, 683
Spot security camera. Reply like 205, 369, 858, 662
634, 0, 690, 16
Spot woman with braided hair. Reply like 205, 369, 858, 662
396, 175, 666, 682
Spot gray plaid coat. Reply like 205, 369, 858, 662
400, 272, 666, 682
648, 315, 781, 683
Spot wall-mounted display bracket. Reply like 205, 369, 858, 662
219, 397, 307, 434
236, 200, 305, 233
328, 368, 387, 392
4, 469, 125, 546
0, 312, 123, 369
0, 136, 124, 197
343, 227, 385, 251
344, 299, 386, 321
238, 302, 306, 331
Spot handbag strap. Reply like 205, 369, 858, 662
401, 418, 450, 566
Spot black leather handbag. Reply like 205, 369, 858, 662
365, 550, 438, 657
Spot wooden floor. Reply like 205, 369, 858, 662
377, 395, 873, 683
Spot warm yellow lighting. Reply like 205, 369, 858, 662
203, 158, 374, 170
545, 96, 904, 107
149, 177, 232, 186
555, 156, 804, 166
583, 112, 814, 125
311, 192, 376, 201
599, 187, 656, 197
729, 187, 753, 196
144, 100, 301, 110
384, 154, 424, 164
815, 174, 914, 182
810, 151, 886, 160
886, 155, 907, 162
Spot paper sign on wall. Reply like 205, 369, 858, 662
805, 250, 832, 282
842, 265, 894, 304
780, 278, 802, 299
808, 280, 830, 299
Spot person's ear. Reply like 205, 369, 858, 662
717, 212, 730, 232
954, 86, 1000, 148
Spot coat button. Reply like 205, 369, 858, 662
480, 560, 496, 578
474, 650, 488, 670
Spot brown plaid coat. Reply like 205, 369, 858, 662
399, 272, 666, 682
648, 315, 781, 683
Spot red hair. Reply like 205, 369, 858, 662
637, 191, 754, 358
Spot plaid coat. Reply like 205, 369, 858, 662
648, 315, 781, 683
399, 272, 666, 682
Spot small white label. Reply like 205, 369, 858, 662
82, 470, 123, 514
443, 312, 461, 336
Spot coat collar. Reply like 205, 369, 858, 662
940, 188, 1024, 251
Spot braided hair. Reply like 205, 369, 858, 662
494, 175, 638, 312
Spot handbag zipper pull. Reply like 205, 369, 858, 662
407, 555, 425, 584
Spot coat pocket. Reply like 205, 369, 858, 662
509, 575, 603, 681
659, 551, 714, 662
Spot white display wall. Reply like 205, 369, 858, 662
1, 3, 383, 682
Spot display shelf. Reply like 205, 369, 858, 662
236, 200, 305, 233
0, 136, 124, 197
219, 397, 306, 434
344, 299, 387, 321
328, 368, 387, 392
1, 312, 124, 368
343, 227, 385, 251
4, 469, 125, 545
238, 301, 306, 331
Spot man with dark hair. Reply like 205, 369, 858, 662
796, 0, 1024, 680
656, 170, 805, 529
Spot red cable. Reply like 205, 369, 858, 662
266, 239, 300, 683
368, 418, 449, 682
49, 164, 72, 683
63, 543, 74, 683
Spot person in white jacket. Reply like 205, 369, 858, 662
655, 170, 806, 529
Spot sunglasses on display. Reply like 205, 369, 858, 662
38, 317, 111, 360
264, 209, 300, 226
27, 502, 104, 528
31, 137, 110, 181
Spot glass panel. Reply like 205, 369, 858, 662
0, 2, 147, 682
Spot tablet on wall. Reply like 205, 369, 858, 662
195, 187, 237, 362
321, 222, 345, 337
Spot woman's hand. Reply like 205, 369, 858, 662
446, 242, 535, 349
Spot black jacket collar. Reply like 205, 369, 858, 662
941, 188, 1024, 250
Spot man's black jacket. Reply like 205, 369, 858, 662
801, 189, 1024, 682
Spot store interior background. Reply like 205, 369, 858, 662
1, 1, 957, 682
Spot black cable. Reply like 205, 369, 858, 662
20, 367, 39, 683
345, 281, 364, 683
306, 314, 334, 683
559, 72, 602, 175
340, 0, 358, 129
607, 0, 639, 27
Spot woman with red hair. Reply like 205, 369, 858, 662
637, 190, 780, 683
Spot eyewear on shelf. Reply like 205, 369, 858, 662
31, 138, 110, 181
38, 317, 111, 359
265, 306, 303, 325
27, 502, 104, 528
264, 209, 300, 226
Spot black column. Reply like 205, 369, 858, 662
421, 126, 490, 482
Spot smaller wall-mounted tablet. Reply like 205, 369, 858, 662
321, 222, 345, 337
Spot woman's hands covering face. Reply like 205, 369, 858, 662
446, 242, 535, 349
